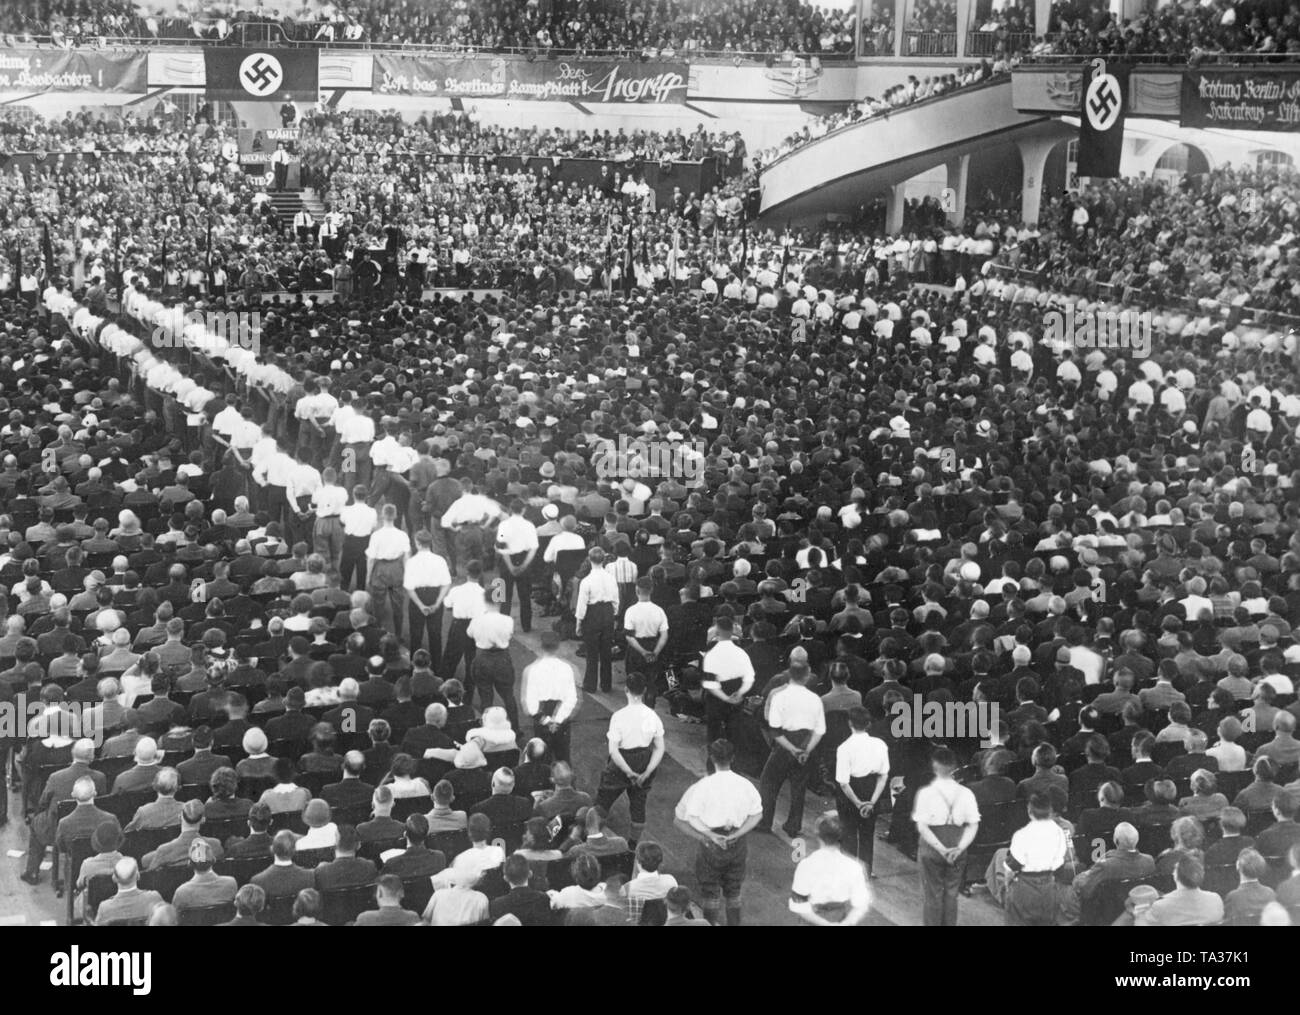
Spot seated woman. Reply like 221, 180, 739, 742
296, 799, 338, 849
205, 766, 253, 821
381, 752, 432, 799
257, 757, 311, 814
1178, 769, 1228, 821
465, 706, 518, 754
1154, 814, 1204, 883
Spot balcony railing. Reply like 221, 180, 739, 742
965, 31, 1037, 58
901, 30, 957, 58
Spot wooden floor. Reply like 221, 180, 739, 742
0, 615, 1008, 927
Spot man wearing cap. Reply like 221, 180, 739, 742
673, 738, 764, 926
496, 499, 540, 634
758, 659, 825, 839
521, 630, 578, 762
172, 837, 238, 915
404, 528, 451, 661
365, 503, 410, 639
575, 546, 620, 693
142, 799, 224, 870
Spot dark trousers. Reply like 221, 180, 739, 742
594, 746, 656, 830
582, 605, 615, 692
264, 483, 290, 532
533, 714, 571, 763
759, 731, 814, 836
625, 635, 662, 706
442, 618, 475, 681
368, 559, 406, 640
835, 775, 880, 869
313, 516, 344, 574
339, 534, 367, 590
407, 590, 444, 661
704, 696, 741, 753
472, 648, 518, 728
501, 553, 533, 632
918, 840, 965, 926
340, 442, 372, 492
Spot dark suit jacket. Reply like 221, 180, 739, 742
321, 779, 375, 814
265, 709, 316, 743
39, 762, 107, 812
251, 862, 316, 898
1255, 820, 1300, 860
469, 794, 534, 836
357, 816, 405, 844
488, 886, 552, 926
176, 751, 233, 787
446, 767, 492, 809
378, 845, 446, 879
225, 831, 275, 858
314, 856, 378, 892
55, 803, 119, 850
324, 702, 373, 732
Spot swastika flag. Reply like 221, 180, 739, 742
204, 48, 318, 100
1077, 64, 1127, 179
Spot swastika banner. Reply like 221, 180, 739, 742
204, 48, 318, 100
1077, 63, 1127, 179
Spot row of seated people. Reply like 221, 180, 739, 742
52, 743, 680, 926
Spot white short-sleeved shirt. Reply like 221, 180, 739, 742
702, 640, 755, 696
911, 777, 980, 827
607, 702, 664, 751
767, 684, 827, 735
675, 770, 763, 831
623, 601, 668, 639
791, 848, 870, 912
403, 550, 452, 591
835, 733, 890, 784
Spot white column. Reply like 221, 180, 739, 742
1018, 134, 1056, 226
944, 154, 969, 226
886, 182, 906, 234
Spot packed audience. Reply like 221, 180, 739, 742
0, 0, 859, 56
1039, 0, 1300, 60
755, 58, 1005, 168
0, 95, 1299, 927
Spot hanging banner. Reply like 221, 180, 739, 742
204, 48, 319, 99
1078, 60, 1127, 179
1180, 69, 1300, 130
0, 48, 145, 93
372, 54, 687, 103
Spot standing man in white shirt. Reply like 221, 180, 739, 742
335, 392, 375, 492
594, 672, 664, 843
253, 437, 297, 535
701, 616, 755, 752
574, 547, 620, 693
365, 504, 409, 639
338, 484, 376, 591
758, 660, 825, 838
834, 706, 890, 874
404, 529, 451, 662
441, 560, 487, 681
310, 467, 348, 574
285, 459, 321, 549
520, 630, 578, 762
467, 590, 518, 729
788, 814, 871, 926
673, 738, 764, 926
495, 499, 539, 634
912, 746, 981, 926
623, 577, 669, 707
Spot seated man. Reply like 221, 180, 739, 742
1069, 822, 1155, 908
225, 801, 275, 858
1223, 848, 1276, 927
563, 805, 631, 862
425, 779, 468, 833
171, 838, 238, 916
1137, 855, 1224, 927
314, 823, 378, 892
468, 768, 533, 841
94, 857, 164, 925
141, 800, 224, 870
251, 830, 316, 901
378, 814, 447, 878
124, 767, 184, 831
353, 874, 423, 926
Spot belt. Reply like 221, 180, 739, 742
479, 645, 508, 652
